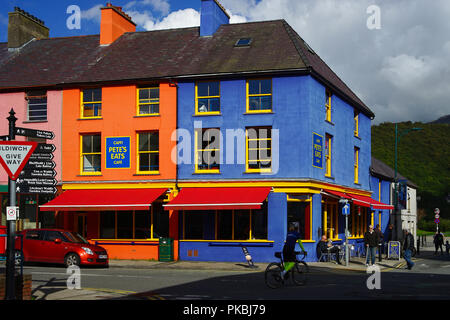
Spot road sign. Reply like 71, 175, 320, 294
35, 143, 56, 153
434, 208, 440, 214
6, 206, 19, 221
29, 153, 54, 161
435, 218, 440, 224
435, 214, 440, 219
24, 160, 56, 170
15, 127, 55, 140
19, 168, 56, 178
342, 203, 350, 215
0, 141, 37, 180
16, 185, 57, 194
16, 177, 57, 187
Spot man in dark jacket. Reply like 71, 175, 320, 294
364, 225, 378, 266
403, 229, 415, 270
434, 231, 444, 255
318, 235, 342, 264
375, 224, 384, 262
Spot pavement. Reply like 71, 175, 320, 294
2, 242, 446, 300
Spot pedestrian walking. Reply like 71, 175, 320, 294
433, 230, 444, 255
385, 224, 393, 259
403, 229, 415, 270
375, 224, 383, 262
364, 225, 378, 266
445, 240, 450, 256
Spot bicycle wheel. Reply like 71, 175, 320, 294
265, 262, 284, 289
291, 261, 308, 286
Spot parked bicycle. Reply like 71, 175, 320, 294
265, 251, 309, 289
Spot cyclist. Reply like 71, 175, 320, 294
280, 224, 306, 278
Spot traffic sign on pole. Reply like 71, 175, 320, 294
0, 141, 37, 180
15, 127, 55, 140
6, 206, 19, 221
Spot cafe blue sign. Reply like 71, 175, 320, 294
312, 132, 323, 169
106, 137, 130, 169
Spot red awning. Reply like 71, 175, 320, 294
163, 187, 272, 211
322, 189, 352, 200
322, 189, 393, 210
40, 188, 167, 211
347, 193, 394, 210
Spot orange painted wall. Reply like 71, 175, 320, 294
62, 83, 177, 183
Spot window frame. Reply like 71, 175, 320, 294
325, 90, 332, 122
325, 134, 332, 177
245, 126, 272, 174
181, 208, 268, 241
136, 86, 160, 116
80, 134, 102, 175
97, 204, 167, 240
137, 131, 160, 174
322, 198, 339, 240
26, 90, 47, 122
246, 78, 273, 113
354, 147, 360, 184
80, 88, 102, 119
194, 128, 221, 174
195, 81, 221, 115
287, 195, 313, 241
354, 110, 360, 137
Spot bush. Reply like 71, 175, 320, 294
418, 219, 450, 232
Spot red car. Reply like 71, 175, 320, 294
15, 229, 108, 267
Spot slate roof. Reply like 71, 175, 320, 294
0, 19, 374, 117
371, 157, 418, 189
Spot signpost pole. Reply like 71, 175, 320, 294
5, 109, 17, 300
345, 213, 349, 266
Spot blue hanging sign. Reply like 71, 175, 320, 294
312, 132, 323, 169
106, 137, 130, 169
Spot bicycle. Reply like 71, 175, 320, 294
265, 251, 309, 289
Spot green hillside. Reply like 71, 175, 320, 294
371, 121, 450, 220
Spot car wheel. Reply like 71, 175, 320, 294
64, 253, 81, 267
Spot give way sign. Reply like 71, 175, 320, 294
0, 141, 37, 180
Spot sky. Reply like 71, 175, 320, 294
0, 0, 449, 124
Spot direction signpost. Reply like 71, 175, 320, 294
341, 200, 350, 266
0, 109, 56, 300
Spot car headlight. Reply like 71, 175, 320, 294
82, 247, 94, 255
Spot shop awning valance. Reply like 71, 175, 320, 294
163, 187, 272, 211
346, 193, 394, 210
39, 188, 167, 211
322, 188, 393, 210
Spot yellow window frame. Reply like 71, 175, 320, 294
287, 195, 313, 241
325, 134, 332, 177
322, 199, 339, 240
194, 129, 220, 173
354, 147, 359, 184
136, 87, 160, 116
246, 79, 273, 113
354, 111, 359, 137
245, 128, 272, 173
80, 134, 101, 175
136, 132, 160, 174
325, 90, 332, 122
80, 89, 102, 119
195, 81, 220, 115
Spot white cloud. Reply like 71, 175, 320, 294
81, 4, 103, 23
143, 8, 200, 31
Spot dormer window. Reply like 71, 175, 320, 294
235, 38, 252, 47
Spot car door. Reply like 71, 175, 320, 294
43, 231, 69, 263
23, 230, 46, 262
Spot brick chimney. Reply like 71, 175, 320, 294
200, 0, 230, 37
8, 7, 49, 49
100, 3, 136, 45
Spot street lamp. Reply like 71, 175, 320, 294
393, 123, 422, 242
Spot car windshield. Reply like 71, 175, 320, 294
63, 231, 89, 244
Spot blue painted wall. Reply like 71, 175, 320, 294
177, 75, 371, 189
200, 0, 229, 37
